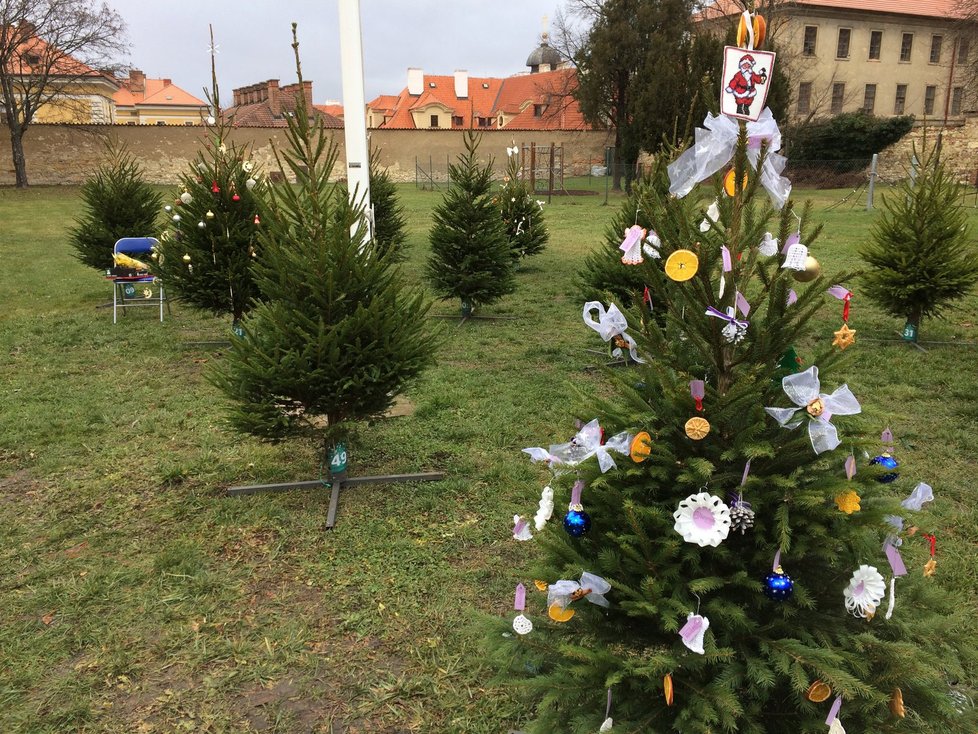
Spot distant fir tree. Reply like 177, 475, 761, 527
426, 130, 515, 316
70, 142, 162, 272
368, 149, 408, 262
497, 144, 548, 264
211, 25, 436, 460
860, 143, 978, 342
153, 35, 265, 326
486, 97, 976, 732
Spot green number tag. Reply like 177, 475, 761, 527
231, 321, 245, 338
123, 283, 136, 298
329, 443, 348, 474
901, 322, 917, 341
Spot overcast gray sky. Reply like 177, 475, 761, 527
108, 0, 569, 104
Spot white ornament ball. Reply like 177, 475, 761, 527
205, 115, 216, 125
180, 192, 192, 205
245, 177, 257, 190
172, 214, 181, 223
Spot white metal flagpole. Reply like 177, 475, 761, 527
337, 0, 372, 243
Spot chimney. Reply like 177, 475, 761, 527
162, 78, 171, 87
407, 68, 423, 96
301, 80, 313, 112
454, 70, 468, 99
267, 79, 280, 117
129, 68, 145, 94
232, 88, 240, 106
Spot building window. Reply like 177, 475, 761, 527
862, 84, 876, 113
451, 115, 463, 126
533, 104, 547, 117
894, 84, 907, 114
900, 33, 913, 62
831, 82, 845, 114
803, 26, 817, 56
156, 120, 166, 126
126, 121, 136, 125
429, 114, 439, 128
958, 37, 970, 64
477, 116, 490, 127
930, 35, 943, 63
952, 86, 963, 114
924, 85, 937, 115
837, 28, 851, 58
797, 81, 812, 114
869, 30, 882, 60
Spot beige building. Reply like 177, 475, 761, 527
698, 0, 972, 123
113, 69, 208, 126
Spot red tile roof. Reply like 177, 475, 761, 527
114, 74, 206, 109
5, 28, 116, 82
225, 81, 343, 128
314, 103, 344, 118
697, 0, 966, 21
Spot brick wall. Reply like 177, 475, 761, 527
0, 124, 615, 186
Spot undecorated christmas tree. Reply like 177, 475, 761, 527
497, 144, 548, 264
860, 143, 978, 343
427, 131, 515, 316
487, 12, 975, 732
368, 148, 408, 262
211, 27, 436, 469
70, 142, 162, 272
153, 47, 265, 328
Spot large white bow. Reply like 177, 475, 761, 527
548, 572, 611, 611
764, 366, 861, 454
667, 107, 792, 210
582, 301, 646, 363
548, 418, 632, 473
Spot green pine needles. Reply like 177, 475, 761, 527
498, 145, 548, 264
426, 130, 516, 315
69, 142, 162, 272
860, 143, 978, 342
368, 148, 409, 262
210, 26, 436, 452
486, 132, 977, 732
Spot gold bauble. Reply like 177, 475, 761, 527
792, 256, 821, 282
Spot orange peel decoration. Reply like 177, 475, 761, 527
834, 490, 861, 514
890, 688, 906, 718
547, 603, 576, 623
630, 432, 652, 462
663, 673, 674, 706
684, 417, 711, 440
806, 680, 832, 703
736, 13, 767, 47
664, 249, 699, 282
533, 579, 548, 591
723, 168, 749, 197
832, 323, 857, 350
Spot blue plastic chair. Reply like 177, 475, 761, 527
110, 237, 165, 323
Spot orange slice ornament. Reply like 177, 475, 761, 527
630, 432, 652, 462
548, 603, 576, 623
806, 680, 832, 703
665, 250, 699, 282
723, 169, 749, 197
663, 673, 674, 706
684, 417, 711, 440
736, 13, 767, 47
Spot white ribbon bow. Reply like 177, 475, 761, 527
547, 572, 612, 611
582, 301, 646, 363
667, 107, 792, 210
765, 366, 861, 454
901, 482, 934, 511
549, 418, 632, 473
506, 145, 519, 157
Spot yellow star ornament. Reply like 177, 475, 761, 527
834, 490, 861, 514
832, 323, 856, 350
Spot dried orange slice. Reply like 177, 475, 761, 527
806, 680, 832, 703
630, 432, 652, 462
663, 673, 674, 706
890, 688, 906, 718
723, 169, 748, 197
548, 603, 575, 623
736, 14, 767, 47
684, 417, 711, 440
664, 250, 699, 282
533, 579, 548, 591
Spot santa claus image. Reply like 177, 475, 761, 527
725, 54, 768, 116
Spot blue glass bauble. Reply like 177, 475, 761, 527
763, 571, 794, 601
871, 453, 900, 484
563, 509, 591, 537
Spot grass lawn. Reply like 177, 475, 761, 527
1, 180, 976, 733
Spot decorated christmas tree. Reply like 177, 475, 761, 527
860, 142, 978, 343
210, 27, 436, 469
497, 144, 548, 264
489, 11, 975, 733
153, 38, 265, 328
426, 131, 515, 316
70, 142, 162, 272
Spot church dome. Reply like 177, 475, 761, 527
526, 33, 562, 72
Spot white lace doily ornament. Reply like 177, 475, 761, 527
673, 492, 731, 547
844, 565, 886, 618
512, 614, 533, 635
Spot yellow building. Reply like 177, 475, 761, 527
698, 0, 971, 123
113, 69, 208, 126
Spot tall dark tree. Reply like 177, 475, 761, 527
426, 130, 516, 316
70, 142, 162, 272
211, 26, 436, 462
860, 143, 978, 342
0, 1, 125, 187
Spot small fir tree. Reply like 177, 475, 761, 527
426, 131, 515, 316
497, 145, 548, 264
210, 26, 436, 463
368, 148, 408, 262
860, 143, 978, 342
153, 37, 265, 326
487, 91, 976, 732
70, 142, 162, 272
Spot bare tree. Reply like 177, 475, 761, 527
0, 0, 126, 187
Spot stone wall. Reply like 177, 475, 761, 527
878, 115, 978, 185
0, 124, 615, 186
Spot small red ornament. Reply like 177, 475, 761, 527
253, 214, 261, 225
232, 193, 241, 202
211, 181, 220, 193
